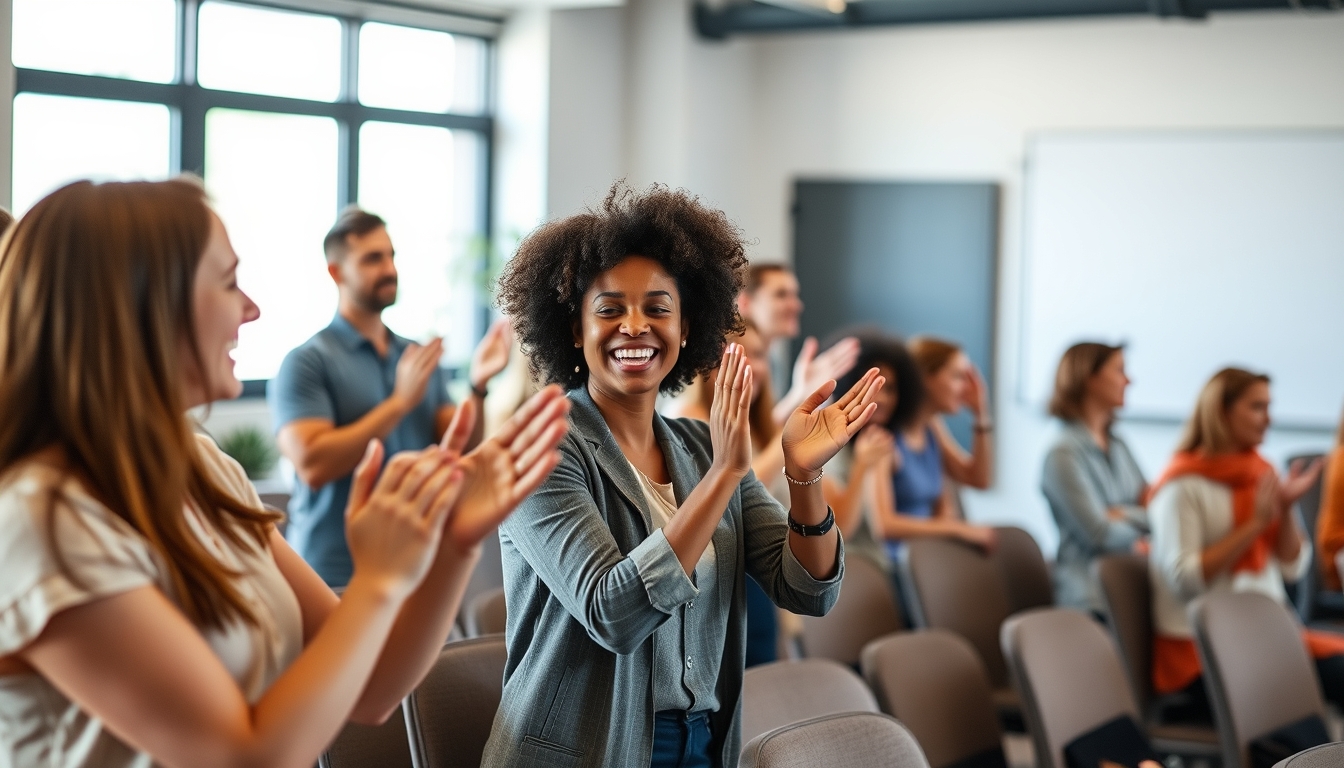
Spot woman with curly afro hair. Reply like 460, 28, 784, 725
481, 183, 885, 768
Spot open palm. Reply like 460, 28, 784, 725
438, 384, 570, 552
780, 368, 884, 476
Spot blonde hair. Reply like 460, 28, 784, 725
908, 336, 962, 379
0, 179, 280, 630
1049, 342, 1124, 421
1176, 367, 1271, 455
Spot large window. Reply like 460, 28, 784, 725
12, 0, 493, 386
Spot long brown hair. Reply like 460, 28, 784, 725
0, 179, 279, 630
1049, 342, 1125, 421
1176, 367, 1271, 455
696, 322, 778, 451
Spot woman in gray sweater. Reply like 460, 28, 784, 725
482, 184, 882, 768
1041, 342, 1149, 614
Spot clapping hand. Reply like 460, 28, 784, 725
853, 426, 898, 474
1278, 457, 1324, 509
709, 343, 755, 479
436, 384, 570, 553
780, 368, 885, 478
468, 319, 513, 393
792, 336, 860, 398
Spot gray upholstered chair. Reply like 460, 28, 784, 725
1190, 591, 1329, 768
900, 537, 1017, 710
464, 586, 507, 638
404, 635, 507, 768
740, 712, 931, 768
318, 703, 414, 768
1001, 608, 1142, 768
861, 630, 1003, 768
1094, 554, 1219, 756
1272, 742, 1344, 768
990, 526, 1054, 615
740, 658, 880, 745
798, 555, 902, 666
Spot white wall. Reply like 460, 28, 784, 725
543, 4, 1344, 551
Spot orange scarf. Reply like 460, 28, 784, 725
1148, 450, 1344, 694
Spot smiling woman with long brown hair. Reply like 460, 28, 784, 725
0, 178, 570, 768
483, 183, 883, 768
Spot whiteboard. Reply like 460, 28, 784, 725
1019, 132, 1344, 429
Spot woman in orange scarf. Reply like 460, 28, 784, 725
1147, 368, 1340, 720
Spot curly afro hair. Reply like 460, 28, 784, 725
496, 182, 748, 394
825, 326, 926, 432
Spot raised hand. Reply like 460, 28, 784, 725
853, 426, 896, 473
1278, 457, 1324, 508
962, 363, 989, 418
469, 319, 513, 392
780, 368, 885, 478
710, 343, 755, 479
345, 441, 465, 599
393, 338, 443, 412
437, 384, 570, 553
792, 336, 860, 397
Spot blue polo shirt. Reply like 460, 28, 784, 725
269, 315, 451, 586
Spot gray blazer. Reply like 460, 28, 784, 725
480, 389, 844, 768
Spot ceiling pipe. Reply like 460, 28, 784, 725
695, 0, 1340, 38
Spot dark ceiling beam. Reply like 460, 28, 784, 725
695, 0, 1338, 39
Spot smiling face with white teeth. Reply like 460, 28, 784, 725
576, 256, 687, 403
180, 210, 261, 408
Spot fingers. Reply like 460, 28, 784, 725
834, 367, 878, 410
440, 398, 477, 458
494, 385, 565, 446
509, 399, 572, 473
509, 446, 564, 507
395, 448, 451, 503
411, 459, 462, 519
737, 365, 753, 417
424, 466, 466, 530
797, 379, 839, 415
844, 372, 885, 419
511, 421, 569, 494
347, 439, 384, 518
796, 337, 818, 369
718, 343, 741, 395
845, 402, 879, 438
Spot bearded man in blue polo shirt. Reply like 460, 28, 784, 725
270, 206, 511, 586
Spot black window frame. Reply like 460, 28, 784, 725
13, 0, 496, 399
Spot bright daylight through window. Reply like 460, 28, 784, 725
11, 0, 493, 385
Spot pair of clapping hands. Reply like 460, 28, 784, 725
1253, 457, 1324, 530
343, 385, 570, 600
710, 342, 886, 482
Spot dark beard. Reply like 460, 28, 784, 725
357, 280, 397, 313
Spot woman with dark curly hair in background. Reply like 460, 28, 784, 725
481, 183, 884, 768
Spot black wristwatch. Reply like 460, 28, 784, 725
787, 507, 836, 537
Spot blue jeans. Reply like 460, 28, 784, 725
651, 710, 713, 768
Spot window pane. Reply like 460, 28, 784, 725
359, 23, 487, 115
205, 109, 339, 381
197, 2, 341, 102
359, 121, 483, 366
12, 0, 177, 83
12, 94, 172, 216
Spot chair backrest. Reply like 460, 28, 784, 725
991, 526, 1054, 614
798, 555, 902, 666
740, 712, 931, 768
740, 658, 880, 745
1273, 742, 1344, 768
404, 635, 508, 768
465, 587, 507, 637
861, 630, 1002, 768
901, 537, 1013, 688
1189, 592, 1327, 768
1001, 608, 1141, 768
1094, 554, 1156, 715
318, 703, 414, 768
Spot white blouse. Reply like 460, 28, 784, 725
0, 434, 303, 767
1149, 474, 1310, 640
